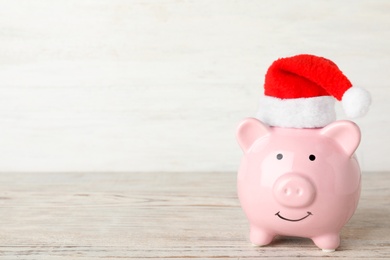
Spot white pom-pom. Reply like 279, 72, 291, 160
342, 86, 371, 118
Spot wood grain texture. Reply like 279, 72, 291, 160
0, 171, 388, 259
0, 0, 389, 172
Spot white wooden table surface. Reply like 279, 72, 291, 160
0, 171, 389, 259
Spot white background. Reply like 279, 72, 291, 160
0, 0, 388, 172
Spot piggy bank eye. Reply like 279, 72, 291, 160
309, 154, 316, 161
276, 153, 283, 160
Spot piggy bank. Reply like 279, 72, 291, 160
236, 118, 361, 252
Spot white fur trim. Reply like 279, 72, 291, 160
342, 86, 371, 118
256, 95, 336, 128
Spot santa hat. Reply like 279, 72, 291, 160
256, 54, 371, 128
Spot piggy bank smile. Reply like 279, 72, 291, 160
275, 211, 313, 222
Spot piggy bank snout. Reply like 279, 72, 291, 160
273, 173, 316, 208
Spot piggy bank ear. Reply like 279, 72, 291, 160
236, 118, 270, 153
320, 120, 361, 157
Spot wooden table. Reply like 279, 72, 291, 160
0, 172, 389, 259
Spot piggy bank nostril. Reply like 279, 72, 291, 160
297, 188, 303, 195
284, 188, 291, 195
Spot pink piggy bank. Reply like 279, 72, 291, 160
236, 118, 361, 252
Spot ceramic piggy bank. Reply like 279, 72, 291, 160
236, 54, 371, 251
236, 118, 362, 252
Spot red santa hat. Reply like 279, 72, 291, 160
256, 54, 371, 128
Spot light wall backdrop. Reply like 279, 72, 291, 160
0, 0, 388, 172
